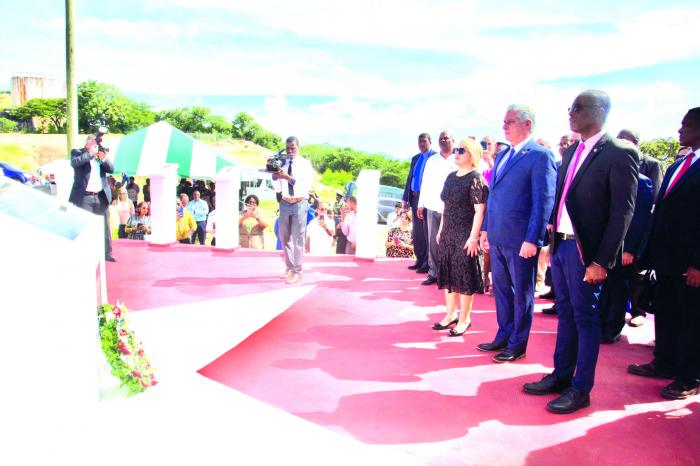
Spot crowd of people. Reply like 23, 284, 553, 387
64, 90, 699, 413
403, 91, 699, 414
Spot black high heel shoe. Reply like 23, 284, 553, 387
449, 320, 472, 336
432, 318, 458, 330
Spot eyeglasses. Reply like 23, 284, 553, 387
439, 137, 453, 141
246, 202, 257, 207
453, 147, 468, 155
568, 104, 601, 113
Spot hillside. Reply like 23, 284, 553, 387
0, 133, 271, 172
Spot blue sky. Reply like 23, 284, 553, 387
2, 0, 699, 158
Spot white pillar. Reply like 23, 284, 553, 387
214, 166, 241, 250
355, 169, 380, 259
149, 163, 179, 245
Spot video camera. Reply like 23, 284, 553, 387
265, 149, 288, 173
95, 126, 110, 154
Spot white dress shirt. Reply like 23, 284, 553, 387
417, 152, 456, 213
85, 157, 103, 192
557, 129, 606, 235
273, 155, 314, 200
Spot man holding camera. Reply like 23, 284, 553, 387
272, 136, 315, 284
69, 132, 116, 262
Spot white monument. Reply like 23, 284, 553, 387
0, 176, 105, 463
214, 166, 241, 249
355, 169, 381, 259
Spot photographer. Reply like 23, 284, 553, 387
125, 202, 152, 240
68, 130, 116, 262
271, 136, 315, 284
239, 194, 268, 249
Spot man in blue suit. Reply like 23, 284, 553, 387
478, 105, 557, 363
523, 90, 638, 414
402, 133, 436, 272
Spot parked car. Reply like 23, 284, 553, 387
377, 197, 401, 224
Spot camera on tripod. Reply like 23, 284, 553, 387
266, 149, 288, 173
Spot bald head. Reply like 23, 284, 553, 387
617, 129, 640, 147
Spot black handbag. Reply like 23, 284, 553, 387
630, 269, 656, 315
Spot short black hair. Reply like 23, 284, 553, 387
245, 194, 260, 205
286, 136, 299, 146
418, 133, 431, 142
686, 107, 700, 125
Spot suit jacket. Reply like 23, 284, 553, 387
550, 134, 639, 269
623, 174, 653, 258
638, 153, 663, 202
68, 148, 115, 205
482, 139, 556, 249
402, 149, 436, 209
648, 154, 700, 275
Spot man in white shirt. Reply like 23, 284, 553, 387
272, 136, 315, 284
340, 196, 357, 254
385, 202, 402, 228
187, 189, 210, 245
417, 130, 457, 285
306, 203, 335, 254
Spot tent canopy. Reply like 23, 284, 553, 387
111, 121, 235, 179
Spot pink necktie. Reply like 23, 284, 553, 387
664, 153, 694, 198
556, 142, 585, 228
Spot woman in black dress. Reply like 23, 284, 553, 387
432, 138, 488, 336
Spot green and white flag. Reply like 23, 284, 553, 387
111, 121, 235, 179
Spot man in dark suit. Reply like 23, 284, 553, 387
522, 90, 638, 414
627, 107, 700, 400
598, 173, 653, 342
69, 135, 116, 261
402, 133, 436, 272
616, 129, 664, 327
617, 129, 663, 202
478, 105, 557, 363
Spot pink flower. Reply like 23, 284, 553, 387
118, 342, 131, 355
133, 370, 142, 379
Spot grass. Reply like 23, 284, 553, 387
0, 144, 36, 171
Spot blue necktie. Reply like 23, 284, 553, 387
496, 148, 515, 181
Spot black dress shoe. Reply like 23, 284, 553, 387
523, 373, 572, 395
541, 306, 557, 315
600, 334, 621, 344
627, 362, 674, 379
661, 380, 700, 400
432, 318, 458, 330
493, 349, 525, 363
476, 341, 506, 352
547, 388, 590, 414
416, 267, 430, 274
448, 320, 472, 336
408, 264, 420, 270
105, 256, 117, 262
421, 276, 437, 286
539, 290, 556, 300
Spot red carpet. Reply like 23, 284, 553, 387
107, 240, 700, 465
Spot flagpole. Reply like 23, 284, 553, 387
65, 0, 78, 156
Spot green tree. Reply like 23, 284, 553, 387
157, 106, 214, 133
78, 80, 155, 133
231, 112, 283, 150
204, 114, 232, 134
639, 137, 680, 170
10, 97, 66, 132
0, 117, 19, 133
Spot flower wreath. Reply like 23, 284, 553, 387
98, 302, 157, 395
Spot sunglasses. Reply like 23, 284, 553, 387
568, 104, 601, 113
453, 147, 468, 155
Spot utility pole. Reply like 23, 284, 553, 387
65, 0, 78, 156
